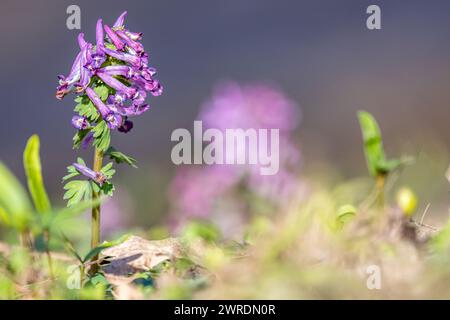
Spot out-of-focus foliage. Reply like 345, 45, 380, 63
23, 135, 51, 215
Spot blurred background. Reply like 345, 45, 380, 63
1, 0, 450, 235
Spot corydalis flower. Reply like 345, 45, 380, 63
71, 115, 90, 130
86, 88, 122, 129
56, 11, 163, 136
73, 163, 107, 186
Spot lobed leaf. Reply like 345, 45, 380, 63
105, 147, 138, 168
92, 121, 111, 152
63, 180, 92, 207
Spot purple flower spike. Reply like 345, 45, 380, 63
113, 11, 127, 29
73, 163, 107, 186
86, 87, 122, 129
97, 72, 136, 98
118, 119, 133, 133
104, 24, 125, 50
71, 115, 90, 130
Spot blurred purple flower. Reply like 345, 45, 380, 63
100, 188, 132, 236
169, 82, 304, 230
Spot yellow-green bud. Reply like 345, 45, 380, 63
396, 187, 417, 217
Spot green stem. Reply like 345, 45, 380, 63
43, 230, 54, 278
375, 174, 386, 209
89, 148, 103, 274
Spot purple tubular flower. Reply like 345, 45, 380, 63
82, 132, 94, 149
113, 11, 127, 29
149, 80, 163, 96
116, 29, 144, 54
86, 87, 123, 129
103, 47, 142, 67
99, 66, 132, 78
82, 19, 107, 73
76, 44, 93, 92
107, 92, 128, 106
124, 30, 143, 41
96, 72, 137, 98
104, 24, 125, 50
78, 33, 88, 49
57, 34, 96, 99
56, 51, 83, 99
73, 163, 107, 186
96, 19, 104, 50
71, 115, 90, 130
108, 102, 150, 117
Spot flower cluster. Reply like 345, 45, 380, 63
56, 11, 163, 133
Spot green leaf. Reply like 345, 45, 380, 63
23, 135, 51, 215
0, 206, 11, 226
94, 84, 110, 101
73, 129, 90, 150
0, 163, 33, 230
74, 95, 99, 122
61, 233, 84, 264
105, 147, 138, 168
92, 121, 111, 152
83, 234, 130, 263
100, 162, 116, 179
358, 111, 386, 176
100, 182, 115, 197
63, 180, 92, 207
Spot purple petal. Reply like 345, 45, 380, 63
85, 87, 110, 118
73, 163, 107, 186
104, 24, 125, 50
97, 72, 136, 98
86, 88, 122, 130
105, 113, 123, 130
116, 29, 144, 53
82, 132, 94, 150
71, 116, 90, 130
76, 44, 93, 92
103, 47, 142, 66
125, 30, 143, 41
78, 33, 88, 49
150, 80, 163, 96
113, 11, 127, 29
96, 18, 104, 50
56, 49, 84, 99
99, 65, 132, 78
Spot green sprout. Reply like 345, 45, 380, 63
0, 135, 101, 277
358, 111, 412, 208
